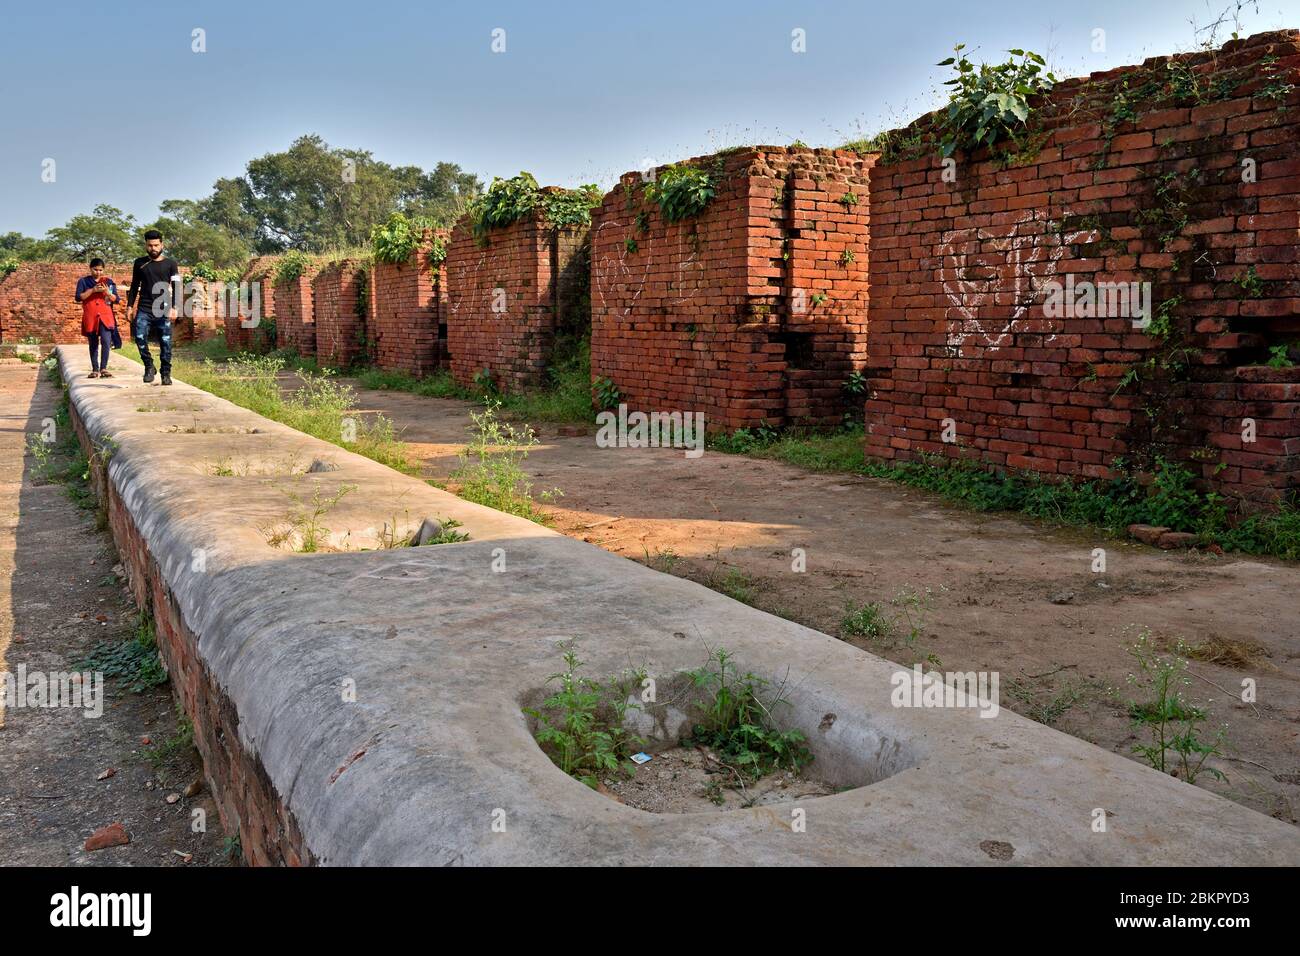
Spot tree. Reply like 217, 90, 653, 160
147, 199, 250, 269
208, 135, 480, 252
44, 204, 138, 261
0, 231, 57, 261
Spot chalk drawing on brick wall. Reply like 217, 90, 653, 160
447, 249, 492, 319
593, 217, 706, 316
939, 215, 1066, 353
593, 218, 651, 317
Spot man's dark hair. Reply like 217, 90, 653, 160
143, 229, 163, 242
89, 257, 104, 268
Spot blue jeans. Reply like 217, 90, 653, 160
132, 310, 172, 376
87, 324, 112, 371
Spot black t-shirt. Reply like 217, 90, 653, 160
127, 255, 180, 315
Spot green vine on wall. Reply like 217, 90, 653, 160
936, 45, 1056, 157
467, 172, 601, 242
370, 212, 435, 265
644, 162, 718, 222
426, 235, 448, 267
274, 249, 314, 284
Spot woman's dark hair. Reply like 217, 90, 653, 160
143, 229, 163, 242
89, 258, 105, 268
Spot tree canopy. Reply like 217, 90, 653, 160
1, 135, 481, 270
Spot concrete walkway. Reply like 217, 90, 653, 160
56, 349, 1300, 864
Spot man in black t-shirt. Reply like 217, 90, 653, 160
127, 229, 181, 384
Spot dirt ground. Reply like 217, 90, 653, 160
602, 746, 836, 813
0, 359, 229, 866
344, 380, 1300, 825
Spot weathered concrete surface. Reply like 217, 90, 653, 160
58, 347, 1300, 865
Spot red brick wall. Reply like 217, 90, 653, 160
273, 264, 322, 358
865, 31, 1300, 507
591, 147, 872, 431
368, 229, 448, 378
446, 200, 590, 390
313, 259, 367, 369
223, 257, 279, 353
69, 398, 311, 867
0, 262, 133, 343
177, 278, 224, 345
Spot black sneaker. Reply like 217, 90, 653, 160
143, 367, 156, 384
161, 374, 173, 386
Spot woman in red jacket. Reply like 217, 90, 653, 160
75, 258, 121, 378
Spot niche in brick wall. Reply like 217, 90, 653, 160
445, 192, 592, 392
590, 146, 873, 432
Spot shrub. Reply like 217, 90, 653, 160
525, 649, 646, 789
468, 173, 601, 238
370, 212, 434, 264
646, 164, 716, 222
683, 648, 811, 781
937, 45, 1056, 157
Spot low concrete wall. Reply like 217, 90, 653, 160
59, 345, 1300, 865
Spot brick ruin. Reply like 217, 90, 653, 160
445, 191, 591, 391
366, 228, 449, 377
274, 262, 322, 357
0, 262, 134, 344
6, 30, 1298, 508
312, 259, 368, 369
590, 146, 873, 431
223, 256, 280, 353
444, 192, 592, 390
865, 30, 1300, 507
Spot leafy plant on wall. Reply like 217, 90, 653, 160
937, 45, 1056, 157
467, 172, 602, 240
370, 212, 435, 265
645, 163, 717, 222
274, 249, 314, 284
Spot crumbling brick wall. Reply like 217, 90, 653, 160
223, 256, 279, 353
591, 146, 872, 431
68, 397, 313, 866
0, 262, 134, 343
446, 196, 590, 390
865, 30, 1300, 507
176, 277, 224, 345
313, 259, 368, 369
368, 229, 449, 377
274, 263, 322, 358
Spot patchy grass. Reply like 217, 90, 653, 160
708, 423, 1300, 561
700, 564, 760, 605
351, 338, 597, 426
839, 600, 892, 640
1182, 634, 1269, 670
74, 611, 168, 694
123, 344, 413, 474
451, 403, 556, 522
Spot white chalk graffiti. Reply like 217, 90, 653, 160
592, 216, 708, 317
938, 215, 1066, 352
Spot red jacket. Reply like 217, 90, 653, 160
77, 276, 118, 335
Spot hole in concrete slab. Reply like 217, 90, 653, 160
522, 657, 916, 814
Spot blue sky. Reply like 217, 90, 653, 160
3, 0, 1297, 236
